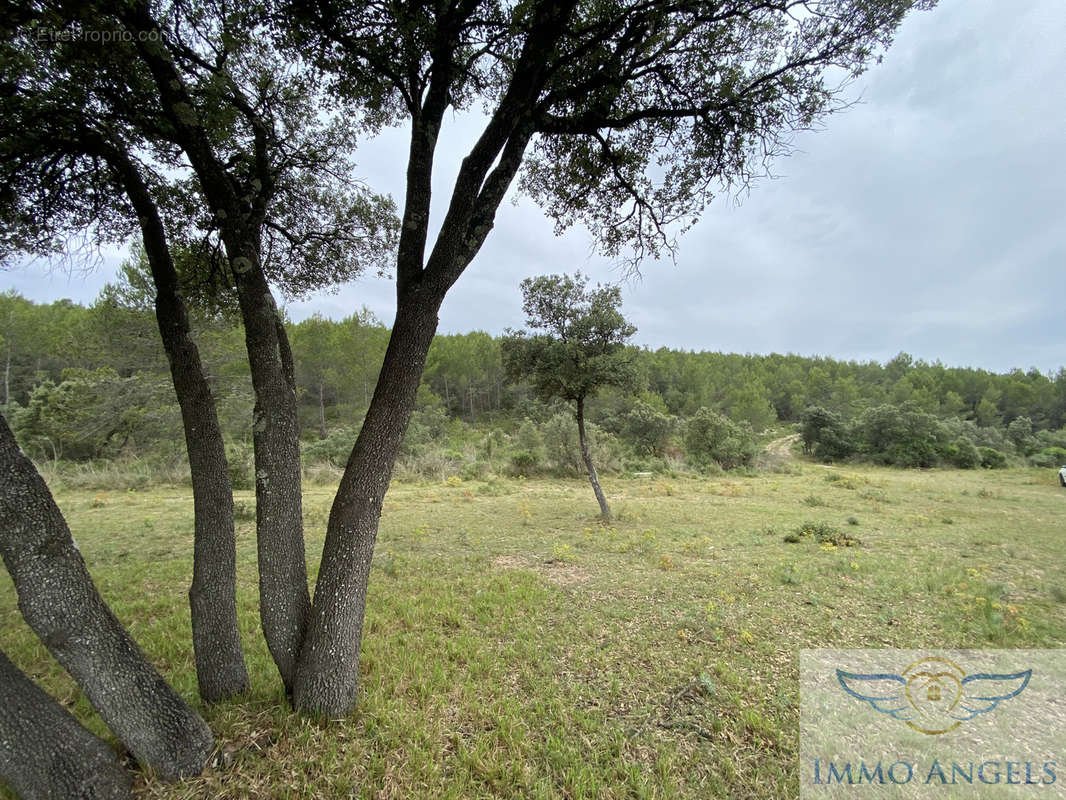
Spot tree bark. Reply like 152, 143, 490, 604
576, 396, 611, 520
226, 240, 310, 694
0, 415, 214, 781
98, 139, 249, 703
292, 289, 442, 716
0, 647, 132, 799
289, 35, 545, 713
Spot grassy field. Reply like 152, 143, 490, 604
2, 459, 1065, 799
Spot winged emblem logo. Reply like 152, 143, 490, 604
836, 656, 1031, 735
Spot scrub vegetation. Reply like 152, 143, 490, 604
4, 287, 1066, 488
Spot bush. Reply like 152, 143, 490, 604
1029, 446, 1066, 468
944, 437, 981, 469
399, 405, 451, 456
1036, 427, 1066, 451
509, 419, 546, 473
853, 404, 947, 468
460, 460, 489, 480
226, 441, 255, 490
302, 426, 358, 466
683, 407, 757, 470
978, 446, 1008, 469
783, 521, 860, 547
393, 449, 463, 482
966, 423, 1013, 453
1007, 416, 1038, 456
10, 370, 181, 461
541, 412, 623, 475
509, 450, 540, 475
799, 405, 853, 461
619, 401, 674, 456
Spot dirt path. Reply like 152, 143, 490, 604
763, 432, 800, 460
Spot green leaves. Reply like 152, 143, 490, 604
503, 273, 637, 405
683, 407, 756, 470
9, 367, 179, 461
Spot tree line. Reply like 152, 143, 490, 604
4, 284, 1064, 471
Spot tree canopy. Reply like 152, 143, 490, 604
503, 273, 638, 405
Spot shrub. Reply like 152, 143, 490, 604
944, 436, 981, 469
10, 370, 181, 461
683, 407, 756, 470
509, 450, 540, 475
302, 426, 359, 466
799, 405, 853, 461
509, 419, 546, 473
978, 446, 1008, 469
541, 412, 623, 475
853, 403, 948, 468
619, 401, 675, 456
1036, 427, 1066, 451
226, 441, 255, 490
1007, 416, 1038, 456
393, 449, 462, 482
399, 405, 451, 456
783, 521, 860, 547
1029, 446, 1066, 468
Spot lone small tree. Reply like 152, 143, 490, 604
503, 274, 637, 519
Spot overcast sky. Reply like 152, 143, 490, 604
5, 0, 1064, 375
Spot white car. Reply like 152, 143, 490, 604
1060, 466, 1066, 487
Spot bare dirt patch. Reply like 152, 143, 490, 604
491, 555, 531, 570
491, 554, 590, 587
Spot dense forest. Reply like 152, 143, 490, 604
3, 272, 1066, 482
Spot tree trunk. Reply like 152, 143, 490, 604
101, 140, 248, 702
149, 276, 249, 704
226, 241, 310, 694
576, 397, 611, 520
112, 23, 310, 695
0, 415, 213, 780
2, 346, 9, 407
292, 290, 442, 716
0, 647, 132, 799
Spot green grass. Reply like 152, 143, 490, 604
2, 464, 1065, 798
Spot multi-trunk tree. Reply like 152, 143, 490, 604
2, 0, 391, 787
1, 0, 933, 792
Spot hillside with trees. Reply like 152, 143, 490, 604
4, 284, 1065, 481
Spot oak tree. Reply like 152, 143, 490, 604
502, 273, 637, 518
280, 0, 933, 715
